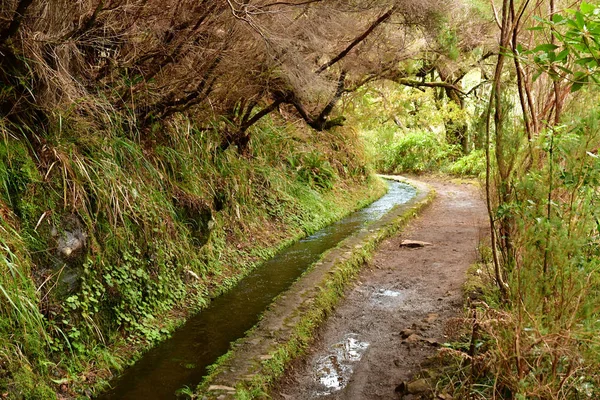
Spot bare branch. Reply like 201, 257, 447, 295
316, 71, 346, 121
490, 0, 502, 29
261, 0, 324, 9
240, 99, 284, 132
315, 6, 396, 74
64, 0, 105, 40
465, 80, 491, 96
393, 78, 467, 96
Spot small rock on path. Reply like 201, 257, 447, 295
274, 178, 488, 400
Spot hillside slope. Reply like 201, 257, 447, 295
0, 113, 384, 398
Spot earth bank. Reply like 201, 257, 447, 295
0, 119, 382, 398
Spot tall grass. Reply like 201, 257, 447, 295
0, 223, 57, 398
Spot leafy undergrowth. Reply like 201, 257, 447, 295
365, 128, 486, 177
445, 149, 485, 177
435, 255, 600, 399
436, 171, 600, 400
375, 130, 458, 174
0, 113, 380, 398
432, 99, 600, 399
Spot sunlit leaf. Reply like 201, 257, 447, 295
576, 11, 585, 28
580, 2, 596, 15
567, 19, 580, 29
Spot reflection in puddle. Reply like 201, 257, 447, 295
370, 288, 411, 311
371, 288, 408, 304
314, 334, 369, 395
377, 289, 401, 297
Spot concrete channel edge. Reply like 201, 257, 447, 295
195, 176, 435, 399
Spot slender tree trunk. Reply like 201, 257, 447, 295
485, 0, 514, 301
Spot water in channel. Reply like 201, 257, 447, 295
98, 180, 415, 399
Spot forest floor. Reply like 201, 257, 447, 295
273, 177, 488, 400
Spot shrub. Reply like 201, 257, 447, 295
446, 149, 486, 177
289, 151, 338, 191
380, 131, 457, 173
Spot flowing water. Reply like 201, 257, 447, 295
98, 180, 415, 399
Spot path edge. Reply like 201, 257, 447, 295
195, 176, 435, 399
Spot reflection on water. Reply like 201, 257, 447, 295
98, 180, 415, 399
314, 334, 370, 395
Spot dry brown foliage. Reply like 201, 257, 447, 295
0, 0, 459, 145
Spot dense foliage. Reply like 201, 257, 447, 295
435, 2, 600, 399
3, 0, 600, 398
0, 111, 384, 397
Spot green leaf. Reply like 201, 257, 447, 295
573, 71, 589, 81
575, 57, 598, 67
571, 81, 584, 92
567, 19, 580, 29
555, 65, 573, 75
576, 11, 585, 29
571, 71, 589, 92
548, 68, 560, 81
533, 43, 559, 52
580, 2, 596, 15
552, 14, 565, 23
556, 48, 569, 62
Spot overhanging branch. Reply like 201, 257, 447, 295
393, 78, 467, 96
315, 6, 396, 74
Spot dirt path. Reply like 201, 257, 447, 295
274, 178, 487, 400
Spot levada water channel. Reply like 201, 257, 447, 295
98, 179, 416, 399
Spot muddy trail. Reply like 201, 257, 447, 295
274, 178, 488, 400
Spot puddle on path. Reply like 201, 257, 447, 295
370, 287, 409, 308
375, 288, 403, 297
314, 333, 369, 395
